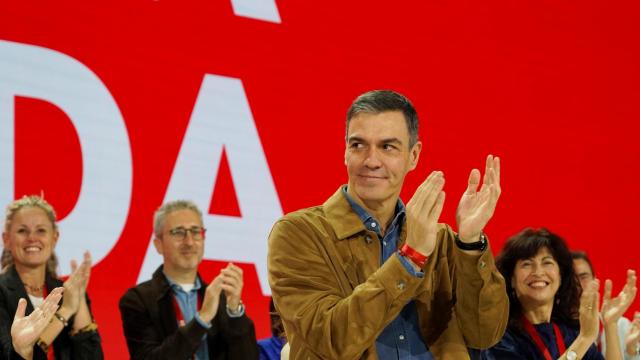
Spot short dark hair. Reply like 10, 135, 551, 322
496, 228, 581, 331
346, 90, 419, 148
571, 251, 595, 277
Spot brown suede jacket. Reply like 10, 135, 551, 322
268, 187, 508, 360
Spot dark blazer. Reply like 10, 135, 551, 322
119, 266, 258, 360
0, 266, 103, 360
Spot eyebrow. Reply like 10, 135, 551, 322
346, 136, 404, 146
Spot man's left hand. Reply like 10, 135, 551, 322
220, 263, 244, 312
456, 154, 501, 242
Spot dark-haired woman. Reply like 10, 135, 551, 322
482, 228, 636, 360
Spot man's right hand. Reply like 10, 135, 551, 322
197, 276, 223, 324
405, 171, 446, 258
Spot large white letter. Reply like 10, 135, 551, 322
137, 74, 281, 295
0, 40, 132, 274
231, 0, 281, 23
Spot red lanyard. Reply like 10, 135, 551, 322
522, 315, 566, 360
42, 285, 55, 360
170, 293, 202, 325
170, 293, 202, 360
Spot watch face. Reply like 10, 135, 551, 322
566, 350, 577, 360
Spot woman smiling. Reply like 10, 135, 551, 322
482, 228, 636, 360
0, 195, 103, 360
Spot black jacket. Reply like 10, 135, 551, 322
0, 266, 103, 360
119, 266, 258, 360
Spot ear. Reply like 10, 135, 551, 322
344, 143, 349, 166
52, 230, 60, 248
408, 141, 422, 171
153, 237, 164, 255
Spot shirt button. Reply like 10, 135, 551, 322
364, 235, 373, 244
399, 335, 405, 340
397, 280, 406, 291
383, 241, 387, 246
479, 261, 486, 269
370, 222, 377, 228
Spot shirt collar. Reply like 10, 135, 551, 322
163, 271, 202, 293
342, 186, 406, 236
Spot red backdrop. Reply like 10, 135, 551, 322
1, 0, 639, 357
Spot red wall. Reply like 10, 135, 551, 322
1, 1, 639, 357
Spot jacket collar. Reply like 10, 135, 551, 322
4, 265, 60, 312
324, 185, 408, 243
323, 186, 370, 240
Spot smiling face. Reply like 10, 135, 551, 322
344, 110, 421, 209
153, 208, 204, 276
2, 206, 58, 270
511, 246, 561, 310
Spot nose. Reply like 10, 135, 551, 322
531, 262, 543, 276
183, 231, 195, 245
363, 147, 382, 169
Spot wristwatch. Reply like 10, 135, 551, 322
454, 232, 488, 252
566, 349, 577, 360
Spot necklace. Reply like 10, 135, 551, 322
23, 282, 45, 294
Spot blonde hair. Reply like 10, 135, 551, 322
1, 195, 59, 276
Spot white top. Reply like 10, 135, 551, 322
28, 294, 44, 308
600, 316, 640, 360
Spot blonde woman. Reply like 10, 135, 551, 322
0, 195, 103, 359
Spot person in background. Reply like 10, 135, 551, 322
573, 251, 640, 359
482, 228, 636, 360
257, 298, 286, 360
119, 200, 258, 359
0, 195, 102, 360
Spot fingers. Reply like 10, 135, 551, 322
603, 279, 613, 304
220, 263, 244, 293
70, 259, 78, 274
487, 154, 501, 189
408, 171, 445, 216
83, 251, 92, 265
428, 192, 445, 223
14, 298, 27, 321
43, 287, 63, 308
625, 269, 637, 295
581, 279, 599, 314
465, 169, 481, 195
592, 279, 601, 315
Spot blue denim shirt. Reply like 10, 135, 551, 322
343, 188, 433, 360
164, 273, 210, 360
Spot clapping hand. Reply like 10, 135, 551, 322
11, 287, 63, 360
220, 263, 244, 312
456, 155, 501, 243
60, 251, 92, 318
579, 279, 601, 343
601, 270, 637, 326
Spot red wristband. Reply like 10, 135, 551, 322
398, 243, 428, 268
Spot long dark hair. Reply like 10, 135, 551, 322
496, 228, 581, 331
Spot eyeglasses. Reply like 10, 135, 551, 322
167, 226, 206, 241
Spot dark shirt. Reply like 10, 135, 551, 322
343, 187, 433, 360
481, 322, 603, 359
